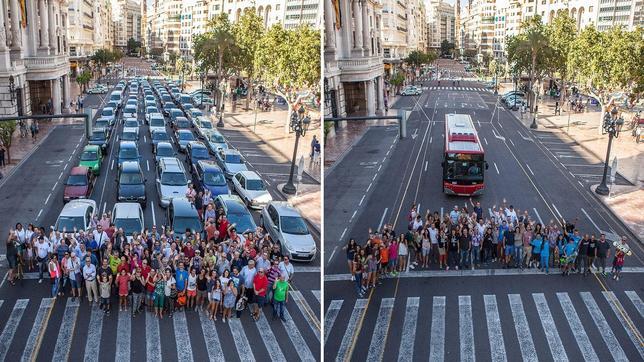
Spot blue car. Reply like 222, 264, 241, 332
117, 141, 141, 166
193, 160, 230, 197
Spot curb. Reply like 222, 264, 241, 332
323, 127, 368, 180
0, 129, 55, 189
275, 183, 321, 235
588, 184, 643, 244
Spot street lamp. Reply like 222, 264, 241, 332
595, 107, 624, 195
8, 75, 16, 104
282, 106, 311, 195
530, 88, 540, 129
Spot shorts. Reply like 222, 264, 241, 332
197, 290, 207, 299
147, 291, 154, 299
505, 245, 514, 255
70, 279, 79, 289
7, 255, 17, 269
614, 265, 623, 271
422, 248, 430, 256
256, 295, 266, 307
388, 259, 396, 268
187, 289, 196, 298
244, 287, 255, 304
380, 261, 388, 269
101, 297, 110, 306
154, 294, 165, 308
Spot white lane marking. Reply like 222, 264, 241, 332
459, 296, 475, 362
312, 290, 321, 304
52, 181, 58, 190
526, 163, 535, 176
441, 207, 444, 219
84, 305, 105, 362
145, 312, 161, 361
255, 312, 287, 360
581, 208, 601, 232
581, 292, 628, 361
290, 290, 321, 341
36, 209, 43, 220
425, 161, 428, 172
484, 137, 488, 145
601, 291, 644, 359
198, 309, 225, 360
0, 299, 29, 361
397, 297, 420, 362
484, 295, 507, 362
45, 193, 51, 204
68, 155, 73, 162
429, 296, 446, 362
509, 139, 515, 147
508, 294, 538, 362
328, 246, 338, 264
532, 293, 568, 361
336, 299, 368, 361
429, 136, 433, 144
115, 307, 131, 361
366, 298, 395, 362
578, 180, 584, 187
102, 202, 106, 215
625, 290, 644, 318
556, 293, 599, 362
339, 227, 347, 240
366, 182, 373, 192
144, 135, 147, 143
59, 172, 63, 180
281, 308, 315, 361
377, 208, 388, 232
378, 164, 382, 172
150, 201, 156, 226
146, 160, 150, 172
173, 312, 194, 361
53, 298, 80, 361
228, 317, 256, 361
359, 194, 366, 206
532, 208, 543, 225
372, 173, 377, 181
477, 120, 482, 127
350, 210, 357, 220
324, 300, 344, 344
110, 159, 114, 170
551, 203, 562, 219
21, 298, 54, 362
494, 162, 500, 174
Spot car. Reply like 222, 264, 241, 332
215, 149, 248, 178
117, 161, 147, 205
123, 118, 139, 128
150, 129, 171, 150
123, 104, 137, 118
87, 84, 108, 94
145, 106, 158, 120
195, 118, 213, 137
506, 97, 526, 110
126, 98, 138, 107
166, 198, 202, 238
190, 89, 212, 97
502, 92, 525, 104
154, 142, 176, 163
187, 109, 203, 121
79, 145, 103, 175
213, 195, 257, 234
117, 141, 140, 166
401, 86, 422, 96
179, 94, 193, 105
232, 170, 272, 209
193, 94, 214, 108
88, 127, 110, 151
108, 91, 122, 107
170, 109, 185, 124
183, 103, 194, 113
100, 107, 116, 125
162, 94, 173, 104
175, 129, 196, 152
260, 201, 317, 262
106, 100, 120, 112
186, 141, 211, 169
162, 102, 174, 117
148, 113, 165, 132
54, 199, 97, 232
121, 127, 139, 142
156, 157, 189, 207
63, 166, 94, 202
203, 130, 228, 153
174, 116, 191, 130
94, 117, 112, 132
145, 95, 156, 103
112, 202, 145, 241
193, 160, 229, 197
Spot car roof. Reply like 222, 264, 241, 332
157, 142, 173, 148
235, 170, 261, 180
217, 195, 247, 213
125, 104, 137, 109
92, 127, 106, 133
60, 199, 96, 217
177, 129, 192, 135
188, 141, 206, 148
198, 160, 223, 172
120, 161, 141, 172
268, 201, 302, 217
123, 127, 138, 133
102, 107, 114, 112
160, 157, 183, 170
84, 145, 99, 151
151, 128, 167, 134
222, 149, 241, 156
70, 166, 89, 175
119, 141, 137, 148
171, 198, 198, 215
113, 202, 142, 219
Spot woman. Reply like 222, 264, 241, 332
186, 268, 198, 311
196, 269, 208, 311
352, 254, 364, 297
219, 269, 231, 288
116, 269, 130, 311
6, 232, 19, 286
447, 229, 460, 271
345, 239, 358, 276
154, 271, 166, 318
367, 253, 378, 289
438, 230, 448, 269
421, 230, 431, 268
397, 236, 408, 273
145, 270, 157, 312
210, 279, 223, 321
164, 269, 176, 317
48, 254, 61, 297
482, 227, 493, 264
222, 279, 237, 322
130, 268, 145, 314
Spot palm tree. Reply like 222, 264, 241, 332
516, 16, 552, 112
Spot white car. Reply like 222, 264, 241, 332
232, 171, 273, 209
401, 86, 422, 96
121, 127, 139, 141
54, 199, 97, 232
123, 104, 137, 118
260, 201, 316, 262
112, 202, 145, 242
196, 118, 214, 138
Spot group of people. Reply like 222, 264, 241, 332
344, 199, 632, 296
5, 201, 298, 323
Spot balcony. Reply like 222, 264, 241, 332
25, 55, 69, 70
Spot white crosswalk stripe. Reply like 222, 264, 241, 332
0, 299, 28, 360
397, 297, 420, 362
532, 293, 568, 361
625, 290, 644, 318
145, 312, 161, 360
601, 291, 644, 360
324, 300, 343, 344
508, 294, 538, 362
290, 290, 321, 341
255, 312, 287, 360
282, 308, 316, 361
83, 306, 105, 362
52, 298, 79, 361
312, 290, 321, 303
580, 292, 628, 361
429, 296, 446, 362
556, 293, 599, 362
173, 311, 194, 362
459, 296, 475, 362
21, 298, 54, 362
366, 298, 395, 361
115, 307, 131, 361
483, 295, 507, 362
197, 310, 225, 361
228, 317, 256, 361
336, 299, 367, 362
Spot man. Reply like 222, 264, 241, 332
35, 236, 51, 284
272, 273, 289, 321
470, 199, 483, 222
459, 228, 472, 269
586, 234, 598, 276
278, 256, 295, 283
92, 225, 109, 260
239, 260, 258, 318
252, 267, 269, 320
595, 234, 611, 275
65, 252, 81, 301
310, 135, 318, 157
449, 206, 460, 224
97, 258, 113, 284
83, 256, 99, 305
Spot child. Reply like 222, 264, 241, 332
116, 269, 130, 312
99, 274, 111, 314
25, 243, 34, 271
611, 249, 626, 281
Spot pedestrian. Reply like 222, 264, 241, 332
131, 268, 145, 315
540, 238, 550, 274
116, 269, 130, 311
209, 279, 223, 321
459, 228, 472, 270
83, 256, 99, 305
154, 271, 166, 318
595, 234, 611, 275
222, 279, 237, 322
5, 231, 19, 286
586, 234, 597, 275
0, 145, 5, 167
272, 273, 289, 321
35, 236, 50, 283
447, 229, 459, 271
98, 274, 111, 314
310, 135, 317, 157
30, 120, 39, 141
48, 254, 61, 297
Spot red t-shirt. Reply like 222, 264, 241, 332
218, 220, 230, 239
253, 274, 268, 297
117, 274, 129, 296
140, 265, 151, 279
117, 262, 131, 274
183, 245, 195, 259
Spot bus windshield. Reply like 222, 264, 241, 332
445, 153, 484, 181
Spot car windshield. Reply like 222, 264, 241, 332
90, 132, 105, 141
208, 133, 225, 143
120, 172, 143, 184
174, 216, 203, 234
66, 174, 87, 186
191, 147, 209, 159
280, 216, 309, 235
192, 111, 203, 117
178, 132, 195, 141
228, 213, 256, 234
102, 109, 113, 117
161, 172, 187, 186
152, 132, 168, 141
124, 121, 138, 127
246, 179, 265, 191
204, 171, 226, 186
225, 154, 242, 163
150, 119, 164, 127
445, 154, 484, 181
125, 106, 136, 113
157, 147, 174, 157
178, 120, 190, 128
200, 122, 212, 129
119, 147, 138, 159
122, 132, 137, 141
114, 218, 142, 235
56, 216, 85, 231
81, 150, 98, 161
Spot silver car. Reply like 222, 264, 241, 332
156, 157, 188, 207
232, 171, 272, 209
260, 201, 316, 262
216, 149, 247, 178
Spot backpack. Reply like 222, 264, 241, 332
236, 296, 248, 311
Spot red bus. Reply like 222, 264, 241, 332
442, 113, 488, 196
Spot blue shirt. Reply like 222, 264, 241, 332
564, 243, 576, 257
531, 238, 543, 254
498, 225, 509, 242
176, 269, 188, 291
540, 241, 550, 256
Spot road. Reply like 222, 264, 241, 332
0, 58, 320, 360
323, 80, 644, 360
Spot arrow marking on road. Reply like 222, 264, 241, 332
411, 128, 418, 139
492, 129, 505, 141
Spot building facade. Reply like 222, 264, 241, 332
324, 0, 385, 118
113, 0, 142, 49
67, 0, 94, 59
0, 0, 72, 117
283, 0, 321, 29
381, 0, 409, 60
426, 0, 455, 50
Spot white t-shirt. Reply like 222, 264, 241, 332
278, 262, 294, 282
36, 242, 50, 259
165, 276, 176, 296
398, 243, 408, 256
187, 274, 197, 291
429, 228, 438, 244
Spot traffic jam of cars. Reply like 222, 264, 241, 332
55, 77, 317, 262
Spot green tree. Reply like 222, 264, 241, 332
168, 51, 179, 71
76, 70, 92, 93
389, 72, 405, 94
546, 11, 577, 102
233, 8, 265, 110
127, 38, 142, 55
0, 121, 16, 164
440, 40, 455, 56
255, 24, 320, 131
404, 50, 437, 80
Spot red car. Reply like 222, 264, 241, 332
63, 166, 94, 202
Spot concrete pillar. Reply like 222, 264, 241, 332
362, 1, 370, 55
39, 0, 49, 51
353, 0, 363, 53
9, 0, 21, 50
377, 76, 385, 111
63, 74, 70, 112
52, 77, 62, 114
367, 79, 376, 116
48, 0, 56, 55
340, 0, 352, 58
0, 0, 6, 52
26, 0, 37, 55
323, 0, 335, 50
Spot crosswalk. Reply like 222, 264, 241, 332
0, 289, 320, 360
427, 86, 493, 92
325, 290, 644, 361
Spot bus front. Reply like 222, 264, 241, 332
442, 151, 486, 196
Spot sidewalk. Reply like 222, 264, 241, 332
499, 83, 643, 241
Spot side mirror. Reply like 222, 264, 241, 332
485, 162, 489, 170
156, 178, 160, 183
441, 162, 445, 168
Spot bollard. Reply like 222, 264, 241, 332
399, 109, 407, 139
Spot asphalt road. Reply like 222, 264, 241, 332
323, 81, 644, 360
0, 62, 321, 360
